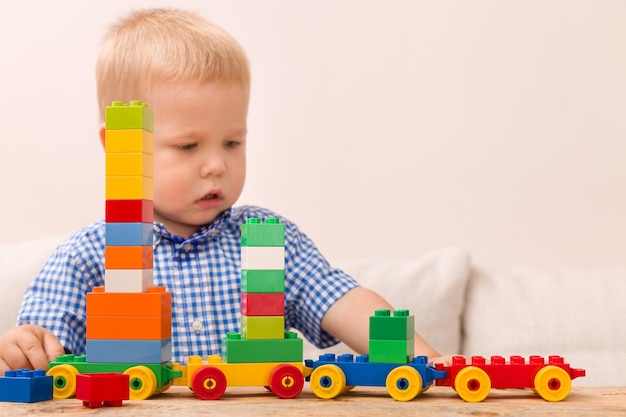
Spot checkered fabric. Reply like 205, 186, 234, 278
17, 205, 358, 363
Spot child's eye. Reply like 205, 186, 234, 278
224, 140, 240, 148
178, 143, 197, 151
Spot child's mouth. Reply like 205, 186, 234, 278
197, 191, 223, 208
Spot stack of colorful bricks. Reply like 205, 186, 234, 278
222, 218, 302, 363
85, 101, 172, 365
368, 309, 415, 364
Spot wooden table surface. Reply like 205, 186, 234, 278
0, 386, 624, 416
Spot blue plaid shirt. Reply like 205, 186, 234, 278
17, 205, 358, 363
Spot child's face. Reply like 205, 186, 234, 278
147, 81, 249, 237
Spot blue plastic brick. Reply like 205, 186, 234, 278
86, 339, 172, 364
304, 354, 445, 389
105, 222, 153, 246
0, 369, 53, 403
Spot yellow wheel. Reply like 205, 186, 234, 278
310, 364, 346, 399
534, 366, 572, 402
454, 366, 491, 402
46, 364, 79, 399
385, 366, 422, 402
124, 366, 157, 400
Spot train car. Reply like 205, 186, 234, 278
435, 355, 586, 402
306, 353, 445, 401
47, 354, 182, 400
173, 355, 310, 400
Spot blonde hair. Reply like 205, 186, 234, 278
96, 8, 250, 121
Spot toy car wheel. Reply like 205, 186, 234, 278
385, 366, 422, 402
534, 365, 572, 402
454, 366, 491, 402
270, 364, 304, 399
124, 366, 157, 400
191, 367, 227, 400
310, 364, 347, 399
47, 364, 79, 399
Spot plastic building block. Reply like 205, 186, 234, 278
241, 292, 284, 316
370, 309, 415, 340
48, 355, 182, 400
435, 355, 587, 402
86, 315, 171, 340
222, 332, 303, 363
86, 339, 172, 364
240, 246, 285, 270
305, 354, 445, 401
105, 176, 154, 200
104, 245, 153, 269
104, 269, 154, 293
240, 270, 285, 293
76, 373, 129, 408
240, 218, 285, 247
106, 199, 154, 223
368, 339, 415, 364
0, 369, 53, 403
105, 129, 154, 154
86, 286, 170, 317
105, 222, 153, 246
241, 315, 285, 339
106, 152, 153, 177
185, 355, 305, 399
105, 101, 154, 132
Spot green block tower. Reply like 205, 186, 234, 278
222, 218, 303, 363
368, 309, 415, 364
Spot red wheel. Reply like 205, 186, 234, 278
191, 367, 227, 400
269, 364, 304, 399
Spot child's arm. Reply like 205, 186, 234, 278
321, 286, 456, 364
0, 325, 65, 373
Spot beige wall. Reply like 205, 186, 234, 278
0, 0, 624, 268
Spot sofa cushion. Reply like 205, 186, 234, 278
463, 266, 626, 387
301, 247, 471, 360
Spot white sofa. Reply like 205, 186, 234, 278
1, 236, 624, 387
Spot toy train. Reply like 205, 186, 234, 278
46, 316, 586, 404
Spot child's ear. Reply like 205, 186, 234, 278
98, 123, 105, 149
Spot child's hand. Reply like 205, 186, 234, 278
0, 325, 64, 373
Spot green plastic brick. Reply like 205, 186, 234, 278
369, 309, 415, 340
49, 354, 181, 388
368, 339, 415, 364
241, 218, 285, 247
222, 332, 303, 363
241, 270, 285, 293
241, 315, 284, 339
105, 101, 154, 132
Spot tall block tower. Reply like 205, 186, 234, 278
85, 101, 172, 365
222, 218, 303, 363
368, 309, 415, 364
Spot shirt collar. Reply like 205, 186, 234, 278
152, 208, 232, 249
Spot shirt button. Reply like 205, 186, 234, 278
191, 320, 203, 333
183, 244, 192, 251
210, 229, 219, 236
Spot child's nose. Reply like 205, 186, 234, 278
200, 152, 226, 177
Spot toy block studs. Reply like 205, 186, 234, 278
0, 369, 53, 403
105, 101, 154, 132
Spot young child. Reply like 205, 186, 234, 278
0, 8, 450, 373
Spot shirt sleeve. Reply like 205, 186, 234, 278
17, 224, 106, 355
282, 219, 359, 348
